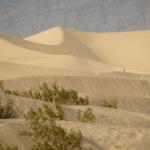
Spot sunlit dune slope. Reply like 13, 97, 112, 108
26, 27, 150, 73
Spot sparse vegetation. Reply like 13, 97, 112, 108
3, 82, 89, 105
77, 108, 96, 123
20, 104, 89, 150
0, 100, 17, 119
0, 80, 4, 91
101, 98, 118, 109
55, 103, 65, 120
33, 103, 65, 120
0, 81, 94, 149
0, 144, 18, 150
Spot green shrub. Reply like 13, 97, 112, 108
4, 82, 89, 105
38, 103, 65, 120
0, 100, 17, 119
77, 108, 96, 123
101, 99, 118, 109
0, 144, 18, 150
20, 105, 88, 150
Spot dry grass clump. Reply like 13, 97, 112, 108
101, 98, 118, 109
0, 99, 17, 119
77, 108, 96, 123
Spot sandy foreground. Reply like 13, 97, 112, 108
0, 27, 150, 149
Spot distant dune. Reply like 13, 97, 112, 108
1, 27, 150, 78
26, 27, 150, 73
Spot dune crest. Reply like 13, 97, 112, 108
25, 27, 65, 45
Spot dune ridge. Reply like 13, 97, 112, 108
0, 27, 150, 76
26, 27, 150, 73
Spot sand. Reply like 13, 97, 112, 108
26, 27, 150, 73
0, 27, 150, 149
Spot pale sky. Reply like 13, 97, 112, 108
0, 0, 149, 37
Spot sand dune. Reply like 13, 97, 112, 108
0, 31, 122, 76
1, 27, 150, 149
1, 27, 150, 75
0, 95, 150, 150
26, 27, 150, 73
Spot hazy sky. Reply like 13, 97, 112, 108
0, 0, 149, 37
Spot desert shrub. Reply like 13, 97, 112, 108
39, 103, 65, 120
20, 105, 88, 150
37, 83, 89, 105
77, 108, 96, 123
77, 109, 82, 121
55, 103, 65, 120
101, 98, 118, 109
4, 82, 89, 105
0, 100, 17, 119
12, 90, 20, 96
0, 80, 4, 91
0, 144, 18, 150
5, 90, 20, 96
4, 89, 13, 95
